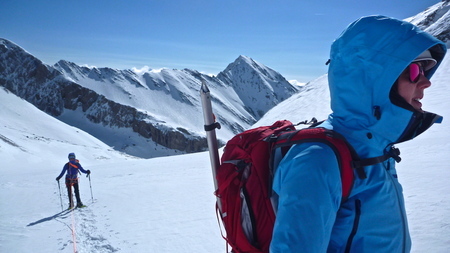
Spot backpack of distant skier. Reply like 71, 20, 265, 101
215, 119, 365, 253
67, 160, 81, 174
65, 159, 82, 185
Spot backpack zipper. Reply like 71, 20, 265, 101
240, 186, 258, 247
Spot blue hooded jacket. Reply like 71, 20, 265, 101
270, 16, 446, 252
57, 160, 88, 180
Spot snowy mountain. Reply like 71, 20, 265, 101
0, 40, 298, 158
1, 2, 449, 252
405, 0, 450, 44
217, 55, 298, 118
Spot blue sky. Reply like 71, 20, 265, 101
0, 0, 441, 83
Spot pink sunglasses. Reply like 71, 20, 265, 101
409, 63, 425, 83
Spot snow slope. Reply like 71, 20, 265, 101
0, 87, 222, 252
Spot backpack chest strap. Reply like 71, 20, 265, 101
351, 146, 401, 179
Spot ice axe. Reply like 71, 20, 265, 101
200, 80, 222, 213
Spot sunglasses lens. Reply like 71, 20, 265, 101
409, 63, 422, 83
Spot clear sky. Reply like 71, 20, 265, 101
0, 0, 442, 83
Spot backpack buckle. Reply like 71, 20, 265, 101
388, 146, 401, 163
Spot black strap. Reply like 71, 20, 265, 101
204, 122, 221, 131
295, 117, 319, 127
352, 146, 401, 179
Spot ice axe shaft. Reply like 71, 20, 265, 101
200, 80, 222, 212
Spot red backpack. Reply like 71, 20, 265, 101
215, 120, 363, 253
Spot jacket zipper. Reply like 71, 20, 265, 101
345, 199, 361, 253
387, 168, 408, 252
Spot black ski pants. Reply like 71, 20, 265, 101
65, 178, 82, 206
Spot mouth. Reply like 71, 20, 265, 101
412, 97, 423, 110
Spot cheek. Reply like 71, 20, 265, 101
397, 79, 413, 101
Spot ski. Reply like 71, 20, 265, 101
66, 205, 86, 211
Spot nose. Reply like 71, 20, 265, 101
418, 75, 431, 89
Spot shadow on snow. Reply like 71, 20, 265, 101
26, 209, 71, 227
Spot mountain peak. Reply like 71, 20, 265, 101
0, 38, 40, 65
236, 54, 253, 62
0, 38, 24, 52
230, 55, 263, 70
222, 55, 281, 81
217, 55, 299, 119
55, 59, 83, 70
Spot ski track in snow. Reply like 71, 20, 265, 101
54, 204, 121, 253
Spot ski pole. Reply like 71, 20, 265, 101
200, 80, 222, 213
57, 180, 63, 211
88, 174, 94, 203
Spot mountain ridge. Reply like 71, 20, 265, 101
1, 1, 448, 158
0, 40, 298, 158
405, 0, 450, 44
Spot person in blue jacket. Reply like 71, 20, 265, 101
56, 153, 91, 209
270, 16, 447, 252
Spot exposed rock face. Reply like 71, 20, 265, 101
1, 39, 298, 157
60, 82, 207, 152
0, 39, 207, 154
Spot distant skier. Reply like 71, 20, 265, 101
56, 153, 91, 209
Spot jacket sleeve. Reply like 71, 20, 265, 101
57, 164, 68, 179
270, 142, 342, 253
77, 163, 88, 174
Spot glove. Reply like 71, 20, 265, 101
56, 176, 61, 181
86, 170, 91, 175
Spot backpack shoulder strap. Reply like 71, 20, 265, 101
311, 128, 356, 201
320, 129, 367, 180
270, 127, 356, 200
68, 162, 79, 169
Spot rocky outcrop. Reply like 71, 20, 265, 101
0, 39, 208, 154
